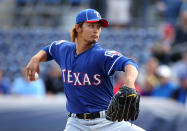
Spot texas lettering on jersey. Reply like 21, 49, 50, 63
62, 69, 101, 86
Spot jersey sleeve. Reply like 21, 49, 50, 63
42, 40, 67, 64
42, 41, 56, 61
104, 50, 138, 76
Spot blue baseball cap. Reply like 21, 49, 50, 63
76, 9, 109, 28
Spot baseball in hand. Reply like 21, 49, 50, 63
35, 72, 39, 80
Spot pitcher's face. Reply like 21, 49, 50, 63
79, 22, 101, 44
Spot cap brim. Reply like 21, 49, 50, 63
85, 19, 109, 28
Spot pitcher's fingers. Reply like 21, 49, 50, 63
27, 75, 31, 81
26, 68, 30, 77
28, 70, 32, 76
31, 70, 35, 78
26, 69, 31, 80
27, 70, 34, 81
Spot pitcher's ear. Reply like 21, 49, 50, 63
75, 23, 83, 33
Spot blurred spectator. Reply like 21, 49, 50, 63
44, 64, 64, 95
14, 0, 62, 28
35, 0, 62, 27
171, 71, 187, 105
14, 0, 36, 27
157, 0, 181, 26
152, 23, 175, 64
171, 2, 187, 61
68, 0, 89, 6
154, 0, 182, 63
0, 69, 11, 95
114, 71, 142, 95
11, 69, 45, 97
172, 50, 187, 84
15, 0, 36, 8
89, 0, 107, 18
151, 65, 177, 98
106, 0, 131, 29
138, 57, 160, 96
174, 2, 187, 45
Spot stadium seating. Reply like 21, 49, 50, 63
0, 28, 161, 80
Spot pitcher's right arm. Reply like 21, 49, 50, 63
26, 50, 47, 81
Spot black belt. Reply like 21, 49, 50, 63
68, 111, 103, 120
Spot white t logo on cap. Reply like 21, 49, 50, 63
94, 11, 100, 18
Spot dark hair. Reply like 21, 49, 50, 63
71, 23, 83, 42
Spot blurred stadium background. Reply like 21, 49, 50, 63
0, 0, 187, 131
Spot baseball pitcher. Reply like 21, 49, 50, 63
26, 9, 145, 131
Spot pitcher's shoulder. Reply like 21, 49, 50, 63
55, 40, 74, 46
52, 40, 75, 49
